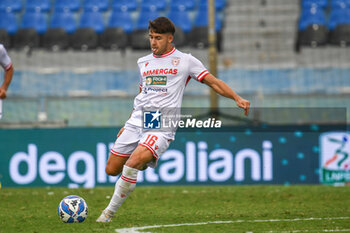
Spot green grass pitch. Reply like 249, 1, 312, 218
1, 185, 350, 233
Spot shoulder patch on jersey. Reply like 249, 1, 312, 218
172, 58, 180, 66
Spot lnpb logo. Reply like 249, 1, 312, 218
320, 132, 350, 184
143, 110, 161, 129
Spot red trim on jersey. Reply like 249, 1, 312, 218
121, 175, 137, 184
110, 150, 131, 157
140, 143, 159, 159
199, 72, 210, 82
153, 47, 176, 58
197, 70, 210, 82
5, 62, 12, 71
185, 76, 191, 87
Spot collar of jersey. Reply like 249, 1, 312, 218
153, 47, 176, 58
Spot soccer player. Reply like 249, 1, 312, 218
96, 17, 250, 222
0, 44, 14, 99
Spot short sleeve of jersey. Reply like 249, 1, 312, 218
0, 44, 12, 71
188, 54, 210, 82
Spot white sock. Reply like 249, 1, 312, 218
106, 165, 139, 214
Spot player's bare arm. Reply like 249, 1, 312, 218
202, 74, 250, 116
0, 63, 14, 99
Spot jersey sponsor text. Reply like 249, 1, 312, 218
143, 68, 178, 77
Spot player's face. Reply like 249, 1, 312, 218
149, 30, 173, 55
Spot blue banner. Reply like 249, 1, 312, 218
0, 126, 348, 187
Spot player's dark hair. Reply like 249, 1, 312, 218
148, 17, 175, 35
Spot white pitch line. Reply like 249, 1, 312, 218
115, 217, 350, 233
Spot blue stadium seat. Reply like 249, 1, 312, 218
50, 8, 76, 34
14, 9, 47, 48
71, 7, 104, 51
170, 0, 195, 11
21, 9, 48, 35
84, 0, 109, 12
329, 8, 350, 45
71, 7, 105, 50
168, 7, 190, 47
331, 0, 350, 9
194, 4, 222, 31
0, 9, 18, 35
298, 7, 328, 46
199, 0, 226, 11
108, 7, 134, 33
0, 0, 22, 13
142, 0, 166, 11
190, 4, 222, 49
136, 7, 160, 30
302, 0, 328, 9
54, 0, 80, 12
329, 8, 350, 30
70, 7, 106, 50
298, 7, 327, 30
131, 7, 160, 49
26, 0, 51, 13
101, 7, 130, 50
168, 7, 192, 33
0, 8, 16, 47
44, 8, 74, 51
79, 8, 105, 34
112, 0, 137, 12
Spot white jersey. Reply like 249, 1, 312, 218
0, 44, 12, 71
126, 47, 210, 137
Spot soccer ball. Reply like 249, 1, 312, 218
58, 195, 88, 223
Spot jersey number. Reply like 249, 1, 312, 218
144, 135, 158, 147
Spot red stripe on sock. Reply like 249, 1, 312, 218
121, 175, 137, 184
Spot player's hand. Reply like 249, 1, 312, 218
117, 127, 125, 138
0, 87, 7, 99
236, 98, 250, 116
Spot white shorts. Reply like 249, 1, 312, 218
110, 124, 172, 168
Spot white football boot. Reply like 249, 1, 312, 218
96, 209, 114, 222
